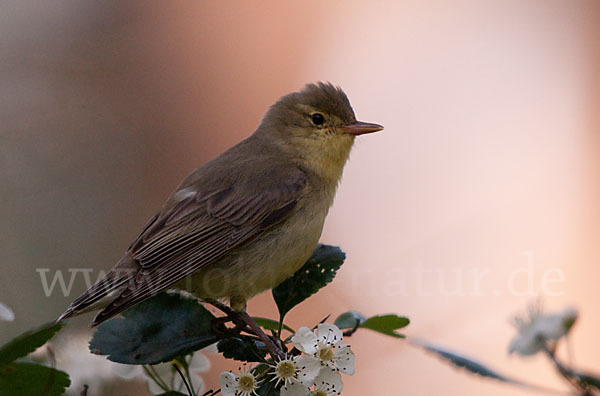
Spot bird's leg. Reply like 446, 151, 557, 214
205, 299, 248, 334
205, 299, 285, 361
210, 316, 242, 336
228, 297, 286, 360
237, 310, 286, 361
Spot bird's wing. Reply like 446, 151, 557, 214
90, 168, 307, 326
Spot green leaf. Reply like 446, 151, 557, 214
334, 311, 366, 330
0, 321, 64, 367
253, 317, 295, 333
90, 292, 220, 365
0, 362, 70, 396
360, 314, 409, 338
414, 341, 571, 393
272, 244, 345, 320
414, 341, 512, 382
217, 336, 268, 362
334, 312, 409, 338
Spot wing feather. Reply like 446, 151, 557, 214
91, 168, 307, 326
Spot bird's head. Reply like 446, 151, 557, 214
256, 82, 383, 181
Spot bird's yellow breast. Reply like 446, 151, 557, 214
177, 187, 332, 308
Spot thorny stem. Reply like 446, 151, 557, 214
206, 300, 286, 361
542, 344, 594, 396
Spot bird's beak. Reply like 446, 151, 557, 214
336, 121, 384, 136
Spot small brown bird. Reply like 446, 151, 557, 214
58, 82, 383, 326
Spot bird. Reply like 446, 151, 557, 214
57, 82, 383, 327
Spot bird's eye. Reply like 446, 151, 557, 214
311, 113, 325, 126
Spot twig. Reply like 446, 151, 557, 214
566, 334, 575, 368
542, 345, 594, 396
271, 329, 286, 352
174, 362, 194, 396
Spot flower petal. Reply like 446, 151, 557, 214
280, 381, 310, 396
291, 327, 319, 355
147, 378, 166, 395
294, 355, 321, 385
149, 362, 174, 378
219, 371, 238, 396
53, 333, 116, 394
315, 324, 343, 346
0, 302, 15, 322
146, 363, 173, 396
508, 329, 544, 356
189, 352, 211, 373
314, 367, 344, 395
111, 363, 143, 380
535, 307, 578, 341
333, 345, 355, 375
203, 342, 219, 354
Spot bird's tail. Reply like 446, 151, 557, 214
56, 257, 138, 324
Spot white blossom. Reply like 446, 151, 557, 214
27, 330, 150, 394
219, 366, 259, 396
279, 366, 344, 396
269, 355, 321, 387
290, 327, 319, 354
311, 367, 344, 396
509, 304, 578, 356
292, 324, 355, 375
0, 302, 15, 322
220, 372, 239, 396
52, 332, 120, 395
280, 381, 311, 396
111, 362, 144, 380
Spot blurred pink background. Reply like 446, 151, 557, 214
1, 1, 599, 395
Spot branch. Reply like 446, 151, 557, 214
542, 345, 595, 396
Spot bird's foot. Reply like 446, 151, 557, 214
204, 299, 285, 360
